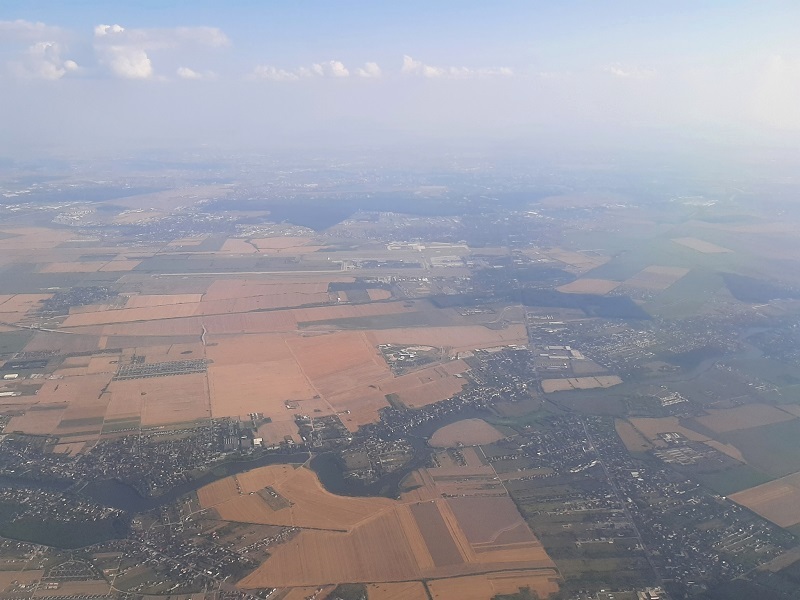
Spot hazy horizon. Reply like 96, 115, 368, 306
2, 1, 800, 164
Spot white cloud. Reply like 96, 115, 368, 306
176, 66, 216, 80
251, 65, 300, 81
93, 23, 228, 79
604, 63, 656, 79
0, 19, 64, 42
752, 54, 800, 130
401, 55, 513, 79
12, 41, 78, 80
401, 55, 422, 74
172, 26, 229, 48
104, 46, 153, 79
93, 23, 229, 49
325, 60, 349, 78
94, 23, 125, 37
356, 62, 382, 78
251, 59, 354, 81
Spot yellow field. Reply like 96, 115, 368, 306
367, 582, 428, 600
624, 265, 690, 290
615, 419, 654, 452
541, 375, 622, 393
426, 570, 560, 600
628, 417, 747, 462
694, 404, 796, 433
672, 237, 732, 253
196, 462, 558, 593
429, 419, 505, 447
731, 472, 800, 527
556, 278, 620, 295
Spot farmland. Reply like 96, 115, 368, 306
198, 458, 557, 594
730, 472, 800, 528
429, 419, 505, 447
5, 155, 800, 600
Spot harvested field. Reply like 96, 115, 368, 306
410, 502, 465, 567
0, 294, 51, 320
62, 303, 200, 327
426, 570, 560, 600
556, 278, 620, 295
541, 375, 622, 393
197, 476, 240, 507
77, 310, 299, 337
201, 280, 335, 310
258, 420, 302, 445
323, 387, 388, 431
672, 237, 732, 253
694, 404, 796, 433
544, 248, 609, 272
287, 332, 390, 397
227, 464, 556, 591
206, 334, 317, 419
207, 466, 394, 530
447, 496, 534, 546
378, 361, 469, 409
368, 324, 528, 354
124, 294, 203, 308
615, 419, 654, 452
624, 266, 690, 290
239, 510, 421, 587
367, 289, 392, 301
109, 373, 210, 426
27, 373, 110, 407
7, 404, 66, 435
429, 419, 505, 447
367, 582, 428, 600
730, 472, 800, 527
55, 383, 113, 435
236, 464, 298, 492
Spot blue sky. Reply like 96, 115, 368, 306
1, 1, 799, 157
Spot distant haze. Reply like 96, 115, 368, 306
2, 1, 799, 162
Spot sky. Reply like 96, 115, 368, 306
1, 1, 799, 160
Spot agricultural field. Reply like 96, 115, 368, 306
622, 265, 690, 290
196, 458, 557, 594
721, 419, 800, 478
672, 237, 733, 254
429, 419, 506, 447
692, 403, 797, 434
0, 222, 533, 438
556, 278, 620, 295
541, 376, 622, 393
367, 582, 428, 600
730, 472, 800, 527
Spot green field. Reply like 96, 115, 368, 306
690, 464, 774, 496
722, 419, 800, 478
